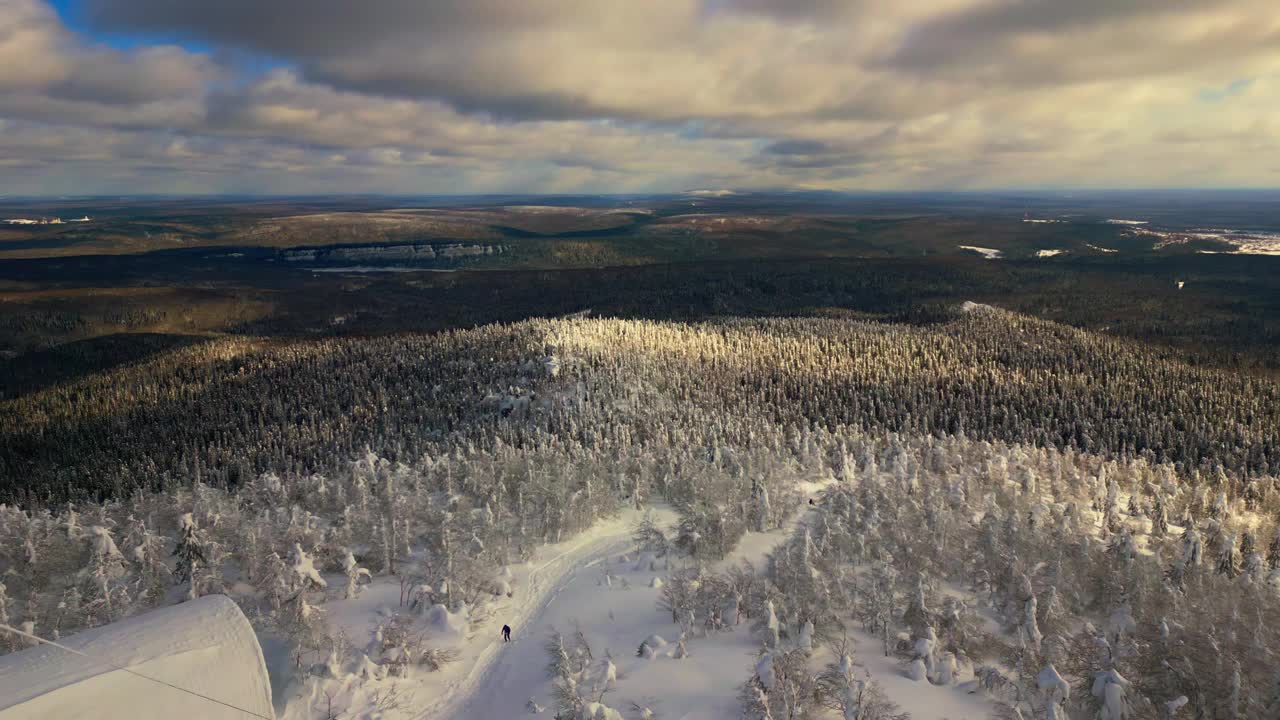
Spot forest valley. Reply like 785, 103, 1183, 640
1, 307, 1279, 720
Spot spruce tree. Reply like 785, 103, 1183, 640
172, 513, 207, 601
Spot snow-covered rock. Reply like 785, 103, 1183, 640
580, 701, 624, 720
425, 603, 470, 644
936, 652, 958, 685
489, 578, 513, 597
671, 639, 690, 659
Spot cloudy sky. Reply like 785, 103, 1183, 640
1, 0, 1277, 194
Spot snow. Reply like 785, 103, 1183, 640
755, 653, 776, 689
290, 544, 327, 589
6, 482, 999, 720
403, 476, 995, 720
424, 603, 470, 642
8, 468, 1034, 720
330, 507, 668, 720
1126, 225, 1280, 255
959, 301, 999, 315
0, 595, 273, 720
1, 216, 83, 225
1038, 665, 1070, 699
958, 245, 1003, 259
1103, 219, 1148, 225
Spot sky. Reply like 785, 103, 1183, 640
0, 0, 1278, 195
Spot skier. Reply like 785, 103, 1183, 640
502, 624, 512, 642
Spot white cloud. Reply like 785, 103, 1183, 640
0, 0, 1278, 192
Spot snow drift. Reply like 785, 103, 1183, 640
0, 595, 273, 720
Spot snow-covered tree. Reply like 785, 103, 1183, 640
1038, 664, 1071, 720
342, 549, 370, 599
172, 513, 207, 601
1092, 668, 1135, 720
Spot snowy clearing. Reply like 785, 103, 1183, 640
1126, 226, 1280, 255
416, 509, 665, 720
957, 246, 1003, 259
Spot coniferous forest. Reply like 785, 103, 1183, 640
3, 303, 1280, 719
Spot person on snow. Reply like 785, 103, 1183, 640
502, 624, 512, 642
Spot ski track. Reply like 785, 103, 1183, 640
420, 480, 831, 720
417, 527, 634, 720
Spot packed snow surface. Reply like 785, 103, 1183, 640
0, 595, 273, 720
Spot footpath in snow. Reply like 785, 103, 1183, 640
417, 509, 658, 720
298, 507, 661, 720
308, 478, 996, 720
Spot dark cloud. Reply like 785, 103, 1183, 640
716, 0, 858, 22
887, 0, 1275, 84
48, 46, 216, 105
83, 0, 555, 57
756, 138, 870, 170
83, 0, 687, 121
763, 139, 832, 155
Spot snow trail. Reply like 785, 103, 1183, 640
420, 482, 832, 720
417, 516, 642, 719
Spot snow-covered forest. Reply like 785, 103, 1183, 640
2, 307, 1279, 719
5, 306, 1278, 504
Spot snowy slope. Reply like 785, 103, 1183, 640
0, 595, 273, 720
408, 478, 997, 720
425, 528, 642, 719
289, 507, 669, 720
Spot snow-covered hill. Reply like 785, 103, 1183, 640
2, 313, 1279, 720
